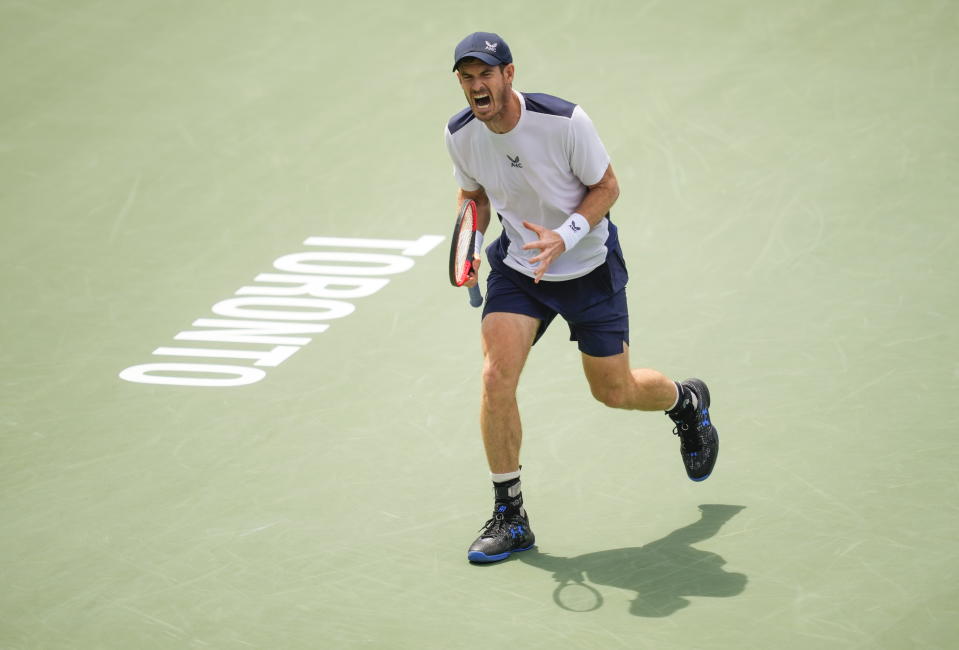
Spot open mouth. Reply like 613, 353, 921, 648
473, 94, 492, 108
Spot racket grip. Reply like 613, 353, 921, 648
468, 285, 483, 308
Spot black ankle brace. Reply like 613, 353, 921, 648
493, 477, 524, 512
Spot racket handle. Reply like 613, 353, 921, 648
468, 285, 483, 308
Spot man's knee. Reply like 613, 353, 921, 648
590, 383, 630, 409
482, 358, 521, 398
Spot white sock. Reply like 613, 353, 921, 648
491, 469, 521, 484
668, 382, 698, 411
667, 383, 681, 411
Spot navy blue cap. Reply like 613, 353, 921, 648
452, 32, 512, 71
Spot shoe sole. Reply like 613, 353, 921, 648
467, 544, 535, 563
684, 378, 717, 482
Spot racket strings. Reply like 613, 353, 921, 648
455, 208, 476, 280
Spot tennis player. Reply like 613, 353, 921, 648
444, 32, 719, 564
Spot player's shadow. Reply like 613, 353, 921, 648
517, 504, 747, 617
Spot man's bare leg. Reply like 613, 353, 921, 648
479, 312, 539, 473
580, 343, 677, 411
581, 343, 719, 481
468, 311, 540, 563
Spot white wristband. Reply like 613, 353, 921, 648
473, 231, 484, 257
554, 213, 589, 252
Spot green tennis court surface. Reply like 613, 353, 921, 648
2, 1, 957, 648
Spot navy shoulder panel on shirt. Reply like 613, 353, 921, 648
524, 93, 577, 119
447, 107, 475, 135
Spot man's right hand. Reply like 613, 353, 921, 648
464, 255, 482, 288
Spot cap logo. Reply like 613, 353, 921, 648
485, 40, 498, 53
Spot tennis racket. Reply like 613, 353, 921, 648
449, 199, 483, 308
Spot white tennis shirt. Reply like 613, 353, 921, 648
444, 90, 612, 281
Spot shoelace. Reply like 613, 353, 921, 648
480, 510, 525, 539
670, 412, 706, 452
478, 511, 507, 537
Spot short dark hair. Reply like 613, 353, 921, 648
455, 56, 508, 72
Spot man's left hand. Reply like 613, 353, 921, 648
521, 221, 566, 283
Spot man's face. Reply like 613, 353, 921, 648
456, 61, 514, 123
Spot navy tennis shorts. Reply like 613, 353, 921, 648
482, 222, 630, 358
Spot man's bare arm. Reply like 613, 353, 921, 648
522, 164, 620, 282
574, 164, 620, 227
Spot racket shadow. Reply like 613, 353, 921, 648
517, 504, 748, 617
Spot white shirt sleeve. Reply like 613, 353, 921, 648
444, 127, 482, 192
567, 106, 611, 187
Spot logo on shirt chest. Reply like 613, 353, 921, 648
507, 154, 523, 168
